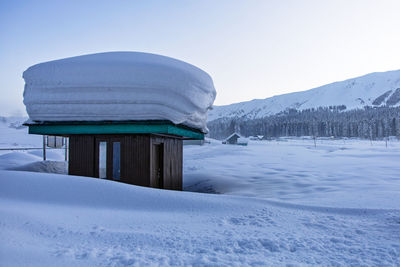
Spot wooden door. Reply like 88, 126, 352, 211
95, 137, 123, 181
151, 143, 164, 188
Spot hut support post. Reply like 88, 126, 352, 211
43, 135, 46, 161
64, 137, 68, 161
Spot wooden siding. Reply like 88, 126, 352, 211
122, 135, 151, 187
67, 134, 182, 190
68, 135, 95, 177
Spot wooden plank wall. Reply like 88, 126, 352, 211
68, 134, 182, 190
68, 135, 95, 177
122, 135, 151, 187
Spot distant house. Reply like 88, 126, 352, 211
222, 132, 241, 144
222, 133, 248, 145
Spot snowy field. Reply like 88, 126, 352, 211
184, 138, 400, 209
1, 118, 400, 266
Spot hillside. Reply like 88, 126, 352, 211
208, 69, 400, 121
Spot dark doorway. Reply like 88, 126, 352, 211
151, 143, 164, 188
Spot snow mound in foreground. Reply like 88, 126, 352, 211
11, 161, 67, 174
1, 171, 399, 266
23, 52, 216, 132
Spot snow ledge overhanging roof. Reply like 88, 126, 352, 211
23, 51, 216, 133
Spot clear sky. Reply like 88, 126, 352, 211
1, 0, 400, 116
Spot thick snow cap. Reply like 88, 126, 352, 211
23, 52, 216, 132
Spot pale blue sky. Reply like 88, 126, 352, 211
1, 0, 400, 116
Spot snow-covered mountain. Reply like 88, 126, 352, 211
208, 69, 400, 121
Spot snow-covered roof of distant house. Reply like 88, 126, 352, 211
224, 132, 242, 141
23, 52, 216, 132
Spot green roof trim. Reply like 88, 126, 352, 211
26, 121, 204, 140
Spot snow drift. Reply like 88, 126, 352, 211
1, 170, 399, 266
23, 52, 216, 132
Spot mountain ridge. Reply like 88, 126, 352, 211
208, 69, 400, 122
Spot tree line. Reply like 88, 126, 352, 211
207, 106, 400, 140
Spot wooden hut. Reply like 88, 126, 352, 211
26, 121, 203, 190
22, 52, 216, 191
222, 133, 248, 146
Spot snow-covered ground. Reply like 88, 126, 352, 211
2, 170, 399, 266
1, 119, 400, 266
184, 138, 400, 209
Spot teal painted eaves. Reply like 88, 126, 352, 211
27, 121, 204, 140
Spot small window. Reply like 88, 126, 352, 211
99, 141, 107, 178
112, 142, 121, 180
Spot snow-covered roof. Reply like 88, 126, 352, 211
224, 132, 242, 141
23, 52, 216, 132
